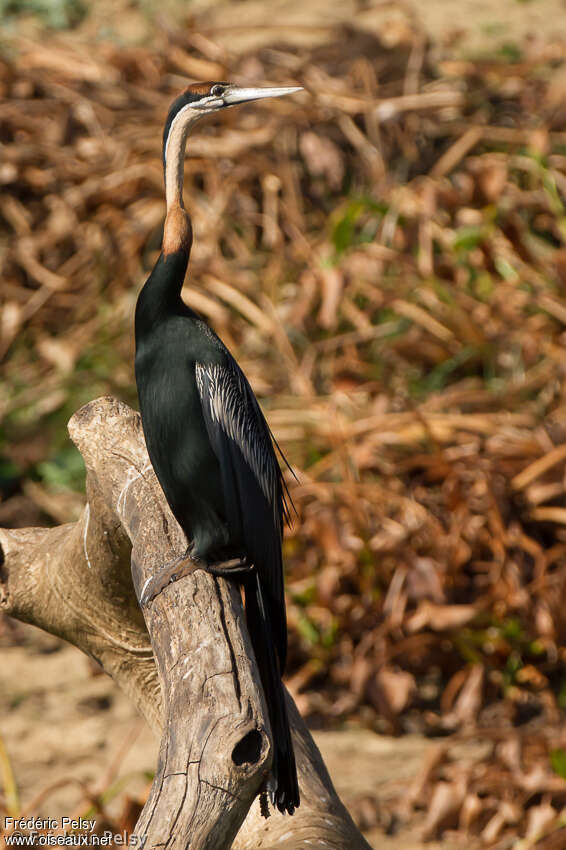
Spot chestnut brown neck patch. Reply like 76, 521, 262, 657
163, 205, 193, 256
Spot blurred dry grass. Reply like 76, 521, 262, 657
4, 1, 566, 845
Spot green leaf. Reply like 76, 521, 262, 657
453, 226, 484, 253
330, 198, 386, 256
494, 256, 518, 282
296, 614, 319, 646
0, 0, 86, 28
550, 748, 566, 780
36, 445, 85, 492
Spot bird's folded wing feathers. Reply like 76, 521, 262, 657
195, 358, 290, 669
195, 361, 288, 531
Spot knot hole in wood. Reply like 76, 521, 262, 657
232, 728, 264, 766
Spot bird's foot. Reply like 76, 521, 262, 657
204, 556, 253, 578
139, 551, 199, 608
140, 552, 252, 608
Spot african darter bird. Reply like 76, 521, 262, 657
134, 82, 302, 815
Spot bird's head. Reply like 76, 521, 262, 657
163, 81, 302, 166
161, 80, 301, 249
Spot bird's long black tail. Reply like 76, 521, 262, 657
244, 571, 300, 815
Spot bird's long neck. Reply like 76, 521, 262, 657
136, 113, 199, 329
162, 111, 200, 257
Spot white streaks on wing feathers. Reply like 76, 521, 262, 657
195, 362, 278, 511
83, 502, 92, 569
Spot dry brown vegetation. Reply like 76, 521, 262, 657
3, 2, 566, 846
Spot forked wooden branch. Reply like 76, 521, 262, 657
0, 396, 371, 850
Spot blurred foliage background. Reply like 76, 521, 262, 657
4, 0, 566, 844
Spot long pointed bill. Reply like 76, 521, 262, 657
222, 85, 303, 106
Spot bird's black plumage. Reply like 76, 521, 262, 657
134, 81, 300, 814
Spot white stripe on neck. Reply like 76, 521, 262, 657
164, 103, 204, 209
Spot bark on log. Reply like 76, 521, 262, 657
0, 396, 372, 850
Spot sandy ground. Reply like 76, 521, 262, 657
0, 623, 484, 849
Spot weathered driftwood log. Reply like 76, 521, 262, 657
0, 396, 371, 850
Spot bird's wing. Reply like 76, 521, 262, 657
196, 360, 289, 531
195, 359, 289, 663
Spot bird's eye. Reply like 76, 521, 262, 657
210, 84, 225, 97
